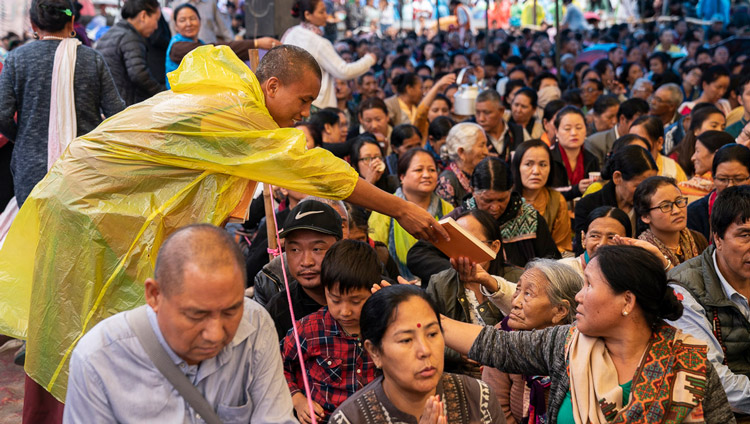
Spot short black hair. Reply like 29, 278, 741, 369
542, 99, 566, 124
601, 145, 657, 181
712, 143, 750, 177
735, 74, 750, 97
532, 72, 559, 92
428, 116, 455, 141
391, 124, 422, 149
594, 245, 682, 328
361, 284, 442, 351
173, 3, 200, 21
358, 97, 388, 117
154, 224, 247, 296
581, 78, 604, 91
700, 65, 730, 87
585, 206, 632, 237
291, 0, 324, 20
554, 105, 586, 129
617, 98, 649, 121
397, 148, 435, 178
256, 45, 322, 85
513, 87, 538, 108
121, 0, 159, 19
294, 122, 322, 147
308, 109, 340, 134
30, 0, 75, 32
322, 239, 382, 295
633, 176, 678, 221
508, 65, 532, 81
592, 94, 620, 116
350, 134, 383, 174
392, 72, 421, 94
696, 130, 735, 154
630, 115, 664, 148
712, 185, 750, 240
358, 72, 376, 85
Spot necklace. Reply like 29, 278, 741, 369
41, 36, 66, 40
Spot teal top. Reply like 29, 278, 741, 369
557, 381, 632, 424
726, 117, 748, 139
165, 33, 203, 89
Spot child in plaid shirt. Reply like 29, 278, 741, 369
281, 239, 381, 423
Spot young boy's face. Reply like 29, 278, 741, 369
325, 284, 372, 336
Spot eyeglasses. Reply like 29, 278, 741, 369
358, 155, 383, 163
649, 196, 688, 213
714, 175, 750, 186
582, 87, 601, 94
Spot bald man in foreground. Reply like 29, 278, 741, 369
64, 224, 295, 423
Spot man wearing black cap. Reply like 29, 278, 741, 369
265, 200, 344, 340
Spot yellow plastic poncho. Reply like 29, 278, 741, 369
0, 45, 359, 401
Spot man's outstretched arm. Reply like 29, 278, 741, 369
345, 178, 450, 243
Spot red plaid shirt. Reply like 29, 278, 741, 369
281, 307, 376, 421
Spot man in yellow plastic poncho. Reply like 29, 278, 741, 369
0, 44, 449, 418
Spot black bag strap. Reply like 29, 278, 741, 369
126, 306, 222, 424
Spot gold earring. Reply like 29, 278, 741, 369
70, 30, 77, 37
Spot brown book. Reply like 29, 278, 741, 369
432, 217, 497, 263
228, 180, 258, 223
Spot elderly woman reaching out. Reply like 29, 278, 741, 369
482, 259, 582, 424
441, 245, 735, 424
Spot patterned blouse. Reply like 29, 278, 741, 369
330, 373, 504, 424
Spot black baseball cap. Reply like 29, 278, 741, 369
278, 200, 343, 239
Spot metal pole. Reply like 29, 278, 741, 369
555, 0, 561, 84
534, 0, 538, 25
486, 0, 490, 51
436, 0, 440, 36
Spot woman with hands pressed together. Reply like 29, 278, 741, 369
438, 245, 735, 424
330, 284, 504, 424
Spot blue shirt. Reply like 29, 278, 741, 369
165, 33, 204, 88
668, 251, 750, 414
64, 299, 296, 423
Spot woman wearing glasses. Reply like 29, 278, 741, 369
351, 135, 399, 194
688, 144, 750, 241
633, 176, 708, 269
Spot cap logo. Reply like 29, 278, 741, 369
295, 210, 325, 220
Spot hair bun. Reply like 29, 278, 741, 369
658, 286, 684, 322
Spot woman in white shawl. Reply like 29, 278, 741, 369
282, 0, 377, 109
